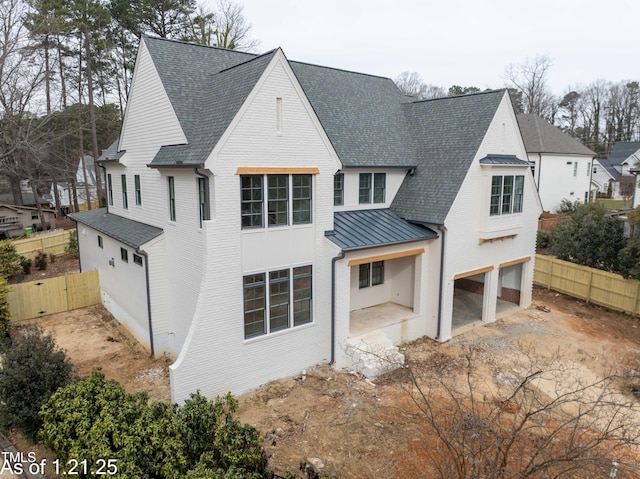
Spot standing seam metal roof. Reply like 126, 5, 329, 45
326, 209, 437, 250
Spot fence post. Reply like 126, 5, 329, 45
634, 282, 640, 318
585, 269, 593, 305
547, 257, 553, 290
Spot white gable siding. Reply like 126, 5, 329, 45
119, 40, 186, 157
439, 93, 541, 341
170, 53, 341, 401
529, 152, 592, 212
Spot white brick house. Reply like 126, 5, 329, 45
71, 37, 541, 403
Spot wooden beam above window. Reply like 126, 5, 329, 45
347, 248, 425, 266
236, 167, 319, 175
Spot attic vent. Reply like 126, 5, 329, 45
276, 97, 282, 134
566, 161, 572, 165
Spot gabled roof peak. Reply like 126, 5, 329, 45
410, 88, 506, 104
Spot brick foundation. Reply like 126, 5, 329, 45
499, 287, 520, 305
455, 278, 484, 295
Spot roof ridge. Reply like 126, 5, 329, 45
290, 59, 395, 81
217, 48, 279, 74
143, 34, 257, 56
410, 88, 506, 104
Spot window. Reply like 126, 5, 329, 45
359, 173, 386, 204
269, 269, 290, 332
373, 173, 386, 203
135, 175, 142, 205
243, 265, 313, 339
334, 173, 344, 206
292, 174, 311, 224
31, 212, 38, 220
168, 176, 176, 221
359, 173, 372, 204
268, 175, 288, 226
121, 175, 128, 209
359, 261, 384, 288
359, 263, 370, 288
586, 162, 590, 176
133, 254, 143, 266
98, 235, 103, 248
198, 177, 210, 227
573, 162, 578, 177
293, 266, 312, 326
241, 174, 313, 229
371, 261, 384, 286
243, 274, 266, 338
120, 247, 128, 262
490, 175, 524, 216
107, 174, 113, 206
241, 175, 263, 228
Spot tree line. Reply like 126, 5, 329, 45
0, 0, 256, 224
396, 54, 640, 157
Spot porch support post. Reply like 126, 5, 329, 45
482, 268, 499, 323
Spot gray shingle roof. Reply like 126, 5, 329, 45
391, 90, 506, 225
479, 154, 530, 165
517, 114, 595, 156
97, 139, 125, 163
326, 209, 437, 250
609, 142, 640, 166
69, 208, 163, 248
137, 38, 513, 225
144, 37, 274, 168
595, 158, 622, 180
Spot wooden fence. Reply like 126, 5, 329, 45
7, 269, 100, 322
534, 254, 640, 316
12, 229, 72, 259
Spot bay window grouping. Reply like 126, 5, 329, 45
243, 265, 313, 339
241, 174, 312, 229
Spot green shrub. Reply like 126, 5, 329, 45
0, 241, 22, 279
0, 277, 10, 342
34, 251, 48, 271
65, 230, 78, 258
0, 326, 72, 439
20, 256, 32, 275
40, 373, 269, 478
536, 230, 551, 249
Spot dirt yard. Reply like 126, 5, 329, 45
9, 286, 640, 478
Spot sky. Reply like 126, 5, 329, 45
228, 0, 639, 96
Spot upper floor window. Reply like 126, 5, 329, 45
573, 162, 578, 177
107, 174, 113, 206
241, 174, 312, 229
334, 173, 344, 206
121, 175, 128, 209
198, 177, 210, 227
134, 175, 142, 205
490, 175, 524, 216
359, 173, 386, 204
168, 176, 176, 221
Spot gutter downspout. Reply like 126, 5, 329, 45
537, 153, 542, 191
436, 225, 447, 341
330, 250, 345, 365
136, 248, 154, 357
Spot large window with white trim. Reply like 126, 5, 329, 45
243, 265, 313, 339
359, 173, 386, 204
490, 175, 524, 216
241, 174, 312, 229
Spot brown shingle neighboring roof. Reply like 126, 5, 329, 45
517, 113, 595, 156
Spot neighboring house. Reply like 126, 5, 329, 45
517, 114, 595, 212
70, 37, 541, 403
608, 141, 640, 175
0, 191, 50, 208
0, 204, 56, 238
46, 155, 99, 213
592, 158, 622, 197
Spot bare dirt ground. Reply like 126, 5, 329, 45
7, 286, 640, 478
